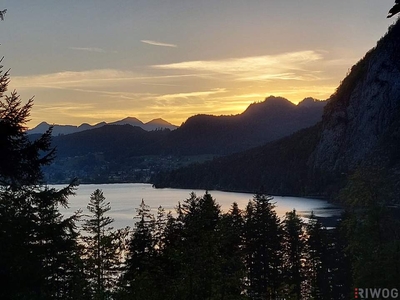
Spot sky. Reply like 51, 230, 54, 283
0, 1, 397, 128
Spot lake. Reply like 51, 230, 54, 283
58, 183, 342, 229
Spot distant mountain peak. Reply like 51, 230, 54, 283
147, 118, 167, 123
29, 117, 177, 135
112, 117, 144, 126
264, 95, 291, 103
297, 97, 326, 108
122, 116, 142, 122
242, 96, 295, 117
144, 118, 177, 131
37, 121, 50, 126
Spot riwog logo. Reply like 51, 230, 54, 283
355, 288, 399, 299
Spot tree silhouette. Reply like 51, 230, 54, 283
0, 9, 6, 21
0, 62, 85, 299
387, 0, 400, 18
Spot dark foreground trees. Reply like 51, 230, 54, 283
0, 56, 394, 299
114, 193, 355, 300
82, 189, 128, 299
0, 62, 88, 299
243, 194, 283, 299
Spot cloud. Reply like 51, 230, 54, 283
153, 50, 324, 81
12, 69, 133, 89
141, 40, 177, 48
10, 69, 203, 90
69, 47, 107, 53
154, 88, 226, 101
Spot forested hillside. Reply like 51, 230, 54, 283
2, 8, 400, 299
154, 19, 400, 202
43, 96, 325, 183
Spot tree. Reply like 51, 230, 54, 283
243, 194, 283, 300
0, 58, 86, 299
281, 210, 306, 300
178, 192, 224, 300
0, 69, 54, 189
119, 199, 157, 299
340, 168, 400, 289
82, 189, 126, 300
304, 213, 331, 300
218, 202, 247, 299
0, 9, 6, 21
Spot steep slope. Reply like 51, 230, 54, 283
153, 124, 322, 195
153, 20, 400, 198
311, 22, 400, 172
50, 96, 326, 158
165, 96, 325, 155
44, 97, 325, 183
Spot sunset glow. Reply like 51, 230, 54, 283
0, 1, 396, 127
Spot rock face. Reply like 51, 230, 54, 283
152, 21, 400, 197
311, 21, 400, 173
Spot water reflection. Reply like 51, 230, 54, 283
57, 183, 342, 229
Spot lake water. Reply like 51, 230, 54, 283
58, 183, 342, 229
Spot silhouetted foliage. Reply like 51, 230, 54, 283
82, 189, 127, 299
0, 60, 86, 299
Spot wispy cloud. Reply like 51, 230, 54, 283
155, 88, 226, 101
12, 69, 133, 89
69, 47, 107, 53
153, 51, 324, 81
11, 69, 200, 90
141, 40, 177, 48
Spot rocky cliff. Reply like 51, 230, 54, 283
152, 20, 400, 199
311, 21, 400, 174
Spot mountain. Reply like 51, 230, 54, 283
28, 122, 88, 136
163, 96, 326, 155
52, 125, 169, 159
50, 97, 326, 158
28, 117, 177, 135
43, 97, 326, 183
144, 118, 178, 131
109, 117, 144, 127
152, 20, 400, 200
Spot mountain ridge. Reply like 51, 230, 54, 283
152, 20, 400, 201
28, 117, 178, 136
164, 96, 326, 155
43, 96, 326, 183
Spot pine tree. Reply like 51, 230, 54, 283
82, 189, 126, 300
304, 213, 331, 300
218, 202, 247, 299
340, 168, 400, 290
325, 219, 352, 300
281, 210, 306, 300
244, 194, 283, 300
156, 208, 185, 299
0, 59, 86, 299
119, 199, 157, 299
178, 192, 223, 300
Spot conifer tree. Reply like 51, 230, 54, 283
119, 199, 157, 299
0, 57, 86, 298
156, 208, 185, 299
340, 168, 400, 290
304, 213, 331, 300
218, 202, 247, 299
281, 210, 306, 299
179, 192, 223, 299
244, 194, 283, 300
82, 189, 126, 300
